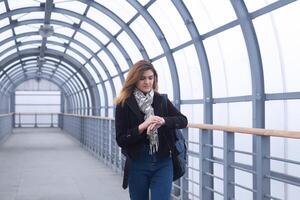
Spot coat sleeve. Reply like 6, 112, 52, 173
115, 104, 146, 148
163, 98, 188, 129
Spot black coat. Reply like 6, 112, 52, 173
115, 92, 188, 160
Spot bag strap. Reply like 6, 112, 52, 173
161, 93, 168, 115
161, 94, 174, 152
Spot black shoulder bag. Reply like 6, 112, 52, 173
161, 94, 187, 181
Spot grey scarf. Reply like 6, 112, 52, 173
133, 88, 159, 154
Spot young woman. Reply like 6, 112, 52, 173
115, 60, 188, 200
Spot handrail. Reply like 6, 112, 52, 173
188, 123, 300, 139
0, 113, 14, 117
61, 113, 114, 120
13, 112, 300, 139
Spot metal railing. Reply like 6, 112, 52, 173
60, 113, 300, 200
14, 112, 60, 128
0, 113, 13, 142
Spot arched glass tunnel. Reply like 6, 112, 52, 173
0, 1, 300, 199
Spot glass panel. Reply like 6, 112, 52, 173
74, 32, 100, 53
112, 77, 122, 98
117, 32, 143, 63
14, 24, 41, 34
91, 58, 107, 80
47, 36, 68, 44
54, 0, 87, 15
244, 0, 277, 13
97, 51, 117, 76
87, 7, 121, 35
181, 104, 203, 124
138, 0, 150, 6
152, 57, 173, 99
0, 18, 9, 29
267, 100, 286, 179
204, 26, 251, 97
53, 25, 75, 38
107, 43, 129, 71
51, 12, 80, 24
80, 22, 109, 44
0, 29, 13, 41
94, 0, 137, 23
130, 16, 163, 58
85, 63, 100, 84
97, 84, 106, 107
76, 72, 87, 88
0, 2, 6, 14
0, 40, 14, 53
61, 61, 76, 73
17, 35, 41, 43
268, 2, 300, 92
287, 100, 300, 131
148, 1, 191, 48
104, 81, 113, 106
253, 14, 283, 93
0, 49, 17, 62
8, 0, 39, 10
47, 44, 65, 53
65, 49, 85, 64
214, 102, 252, 127
19, 43, 40, 51
12, 12, 44, 21
69, 42, 91, 59
184, 0, 236, 34
173, 45, 203, 100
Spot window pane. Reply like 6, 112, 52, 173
87, 7, 121, 35
85, 63, 100, 84
0, 18, 9, 29
91, 58, 107, 80
184, 0, 236, 34
97, 51, 117, 76
74, 32, 100, 53
12, 12, 44, 21
130, 16, 163, 58
244, 0, 277, 13
65, 49, 86, 64
117, 32, 143, 63
69, 42, 92, 59
94, 0, 137, 23
53, 25, 75, 38
148, 1, 191, 48
204, 26, 251, 97
113, 77, 122, 97
107, 43, 129, 71
173, 45, 203, 100
8, 0, 39, 10
0, 2, 6, 14
80, 22, 109, 44
54, 0, 87, 15
51, 12, 80, 24
152, 57, 173, 99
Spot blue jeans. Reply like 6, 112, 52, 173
128, 145, 173, 200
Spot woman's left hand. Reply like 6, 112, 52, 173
147, 116, 165, 133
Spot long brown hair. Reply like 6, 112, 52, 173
114, 60, 158, 106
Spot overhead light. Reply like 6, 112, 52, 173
39, 24, 54, 37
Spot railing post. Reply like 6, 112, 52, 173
182, 128, 189, 200
18, 113, 21, 127
200, 129, 214, 200
34, 113, 37, 127
254, 135, 270, 200
224, 131, 235, 199
50, 114, 53, 127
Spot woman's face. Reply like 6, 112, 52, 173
136, 69, 155, 93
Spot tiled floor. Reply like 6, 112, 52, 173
0, 128, 129, 200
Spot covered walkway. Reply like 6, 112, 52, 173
0, 128, 128, 200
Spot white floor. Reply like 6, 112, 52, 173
0, 128, 129, 200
